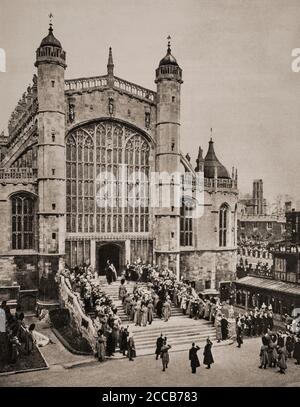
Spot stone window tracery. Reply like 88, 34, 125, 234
219, 203, 229, 247
11, 193, 36, 250
66, 121, 150, 234
180, 198, 193, 246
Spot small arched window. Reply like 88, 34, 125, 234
219, 203, 229, 247
11, 193, 36, 250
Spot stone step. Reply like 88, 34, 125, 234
98, 277, 217, 355
127, 321, 214, 333
134, 336, 217, 351
131, 330, 216, 345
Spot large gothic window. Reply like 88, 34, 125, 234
180, 198, 193, 246
66, 121, 150, 234
11, 194, 36, 249
219, 203, 229, 247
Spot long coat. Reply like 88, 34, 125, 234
161, 344, 171, 364
155, 336, 164, 356
189, 346, 200, 368
203, 342, 214, 365
278, 348, 287, 370
96, 335, 106, 362
127, 337, 136, 359
147, 303, 154, 324
268, 340, 278, 364
141, 305, 148, 327
162, 301, 171, 322
293, 341, 300, 362
134, 303, 142, 326
259, 345, 269, 366
221, 318, 228, 340
119, 284, 127, 301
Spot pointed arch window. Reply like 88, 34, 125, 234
180, 197, 193, 246
66, 121, 150, 234
11, 193, 36, 250
219, 203, 229, 247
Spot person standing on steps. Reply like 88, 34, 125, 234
127, 334, 136, 361
119, 326, 128, 356
189, 343, 200, 374
203, 337, 214, 369
161, 337, 171, 371
162, 296, 171, 322
105, 259, 113, 284
141, 303, 148, 327
147, 300, 154, 325
155, 333, 164, 360
118, 279, 127, 303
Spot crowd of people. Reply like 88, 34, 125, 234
232, 303, 300, 374
257, 330, 300, 374
57, 265, 127, 359
235, 304, 275, 339
119, 262, 237, 344
238, 237, 270, 253
0, 301, 51, 366
236, 257, 273, 279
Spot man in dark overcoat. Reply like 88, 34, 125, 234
189, 343, 200, 373
155, 333, 164, 360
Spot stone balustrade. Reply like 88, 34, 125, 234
58, 275, 97, 351
204, 177, 238, 190
65, 74, 156, 102
113, 76, 155, 101
65, 75, 108, 91
0, 167, 38, 182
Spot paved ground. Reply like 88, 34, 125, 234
1, 336, 300, 387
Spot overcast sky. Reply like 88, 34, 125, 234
0, 0, 300, 203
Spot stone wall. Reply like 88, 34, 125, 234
65, 88, 156, 143
180, 249, 237, 291
58, 275, 96, 351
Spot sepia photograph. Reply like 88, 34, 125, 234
0, 0, 300, 394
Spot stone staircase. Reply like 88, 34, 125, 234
98, 277, 217, 356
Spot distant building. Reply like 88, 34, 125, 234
285, 204, 300, 245
239, 179, 267, 216
238, 180, 285, 243
234, 208, 300, 316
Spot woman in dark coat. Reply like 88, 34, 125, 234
106, 326, 115, 357
119, 327, 129, 356
155, 333, 164, 360
156, 299, 163, 319
127, 335, 136, 361
286, 335, 295, 358
203, 338, 214, 369
293, 337, 300, 365
236, 323, 243, 348
189, 343, 200, 373
221, 316, 228, 340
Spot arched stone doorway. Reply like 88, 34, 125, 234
97, 243, 121, 276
